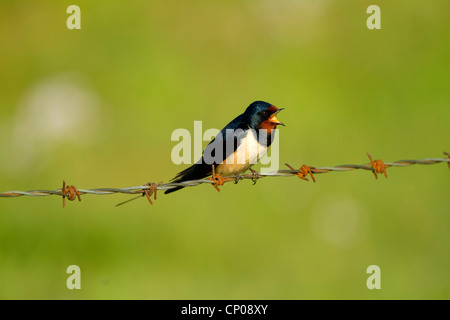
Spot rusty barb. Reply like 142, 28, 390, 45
366, 153, 388, 179
61, 180, 81, 208
142, 182, 163, 205
114, 181, 163, 207
0, 152, 448, 207
284, 163, 316, 182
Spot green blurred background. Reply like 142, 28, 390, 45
0, 0, 449, 299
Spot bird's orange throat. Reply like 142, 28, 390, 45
260, 105, 283, 132
259, 119, 278, 132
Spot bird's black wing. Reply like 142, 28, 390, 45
202, 115, 249, 167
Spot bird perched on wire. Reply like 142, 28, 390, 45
165, 100, 285, 194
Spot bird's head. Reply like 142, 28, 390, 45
244, 101, 285, 131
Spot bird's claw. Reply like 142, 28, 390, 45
233, 173, 243, 184
249, 168, 260, 185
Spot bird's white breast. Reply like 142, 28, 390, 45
217, 129, 269, 175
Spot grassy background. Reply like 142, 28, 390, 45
0, 0, 449, 299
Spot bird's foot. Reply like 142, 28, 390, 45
233, 173, 243, 184
249, 168, 260, 185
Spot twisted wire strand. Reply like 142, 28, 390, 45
0, 156, 448, 201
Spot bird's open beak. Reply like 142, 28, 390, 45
269, 108, 285, 126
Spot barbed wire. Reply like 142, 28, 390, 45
0, 152, 448, 207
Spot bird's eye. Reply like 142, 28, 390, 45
261, 110, 269, 117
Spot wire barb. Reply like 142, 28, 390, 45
366, 153, 388, 179
209, 165, 235, 192
61, 180, 81, 208
143, 182, 162, 205
285, 163, 316, 182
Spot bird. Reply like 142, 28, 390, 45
165, 101, 285, 194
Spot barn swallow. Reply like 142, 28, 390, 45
165, 101, 285, 194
